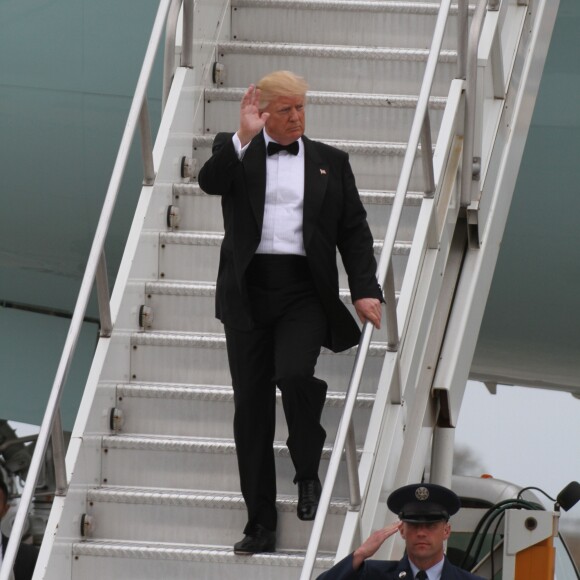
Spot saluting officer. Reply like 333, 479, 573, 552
317, 483, 483, 580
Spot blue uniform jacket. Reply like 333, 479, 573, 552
317, 554, 483, 580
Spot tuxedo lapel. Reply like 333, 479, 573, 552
302, 136, 329, 250
241, 132, 267, 229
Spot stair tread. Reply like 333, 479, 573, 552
173, 182, 425, 206
144, 279, 349, 292
231, 0, 458, 15
192, 133, 413, 155
116, 381, 375, 407
101, 433, 362, 459
144, 280, 398, 303
145, 280, 398, 302
130, 330, 390, 355
158, 230, 413, 254
204, 86, 446, 108
217, 40, 457, 61
88, 485, 350, 512
72, 539, 335, 566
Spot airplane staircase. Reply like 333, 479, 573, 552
0, 1, 557, 579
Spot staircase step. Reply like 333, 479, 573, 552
86, 486, 349, 551
204, 87, 446, 142
72, 540, 334, 580
173, 182, 424, 241
144, 280, 221, 334
116, 382, 374, 444
129, 331, 389, 392
230, 0, 465, 50
191, 133, 429, 191
142, 280, 394, 341
157, 229, 412, 289
215, 41, 456, 97
100, 435, 359, 497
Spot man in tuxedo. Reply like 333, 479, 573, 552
198, 70, 383, 554
317, 483, 483, 579
0, 480, 39, 580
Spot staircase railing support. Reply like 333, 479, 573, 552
96, 251, 113, 338
300, 0, 459, 577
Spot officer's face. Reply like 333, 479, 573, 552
400, 520, 451, 569
263, 95, 305, 145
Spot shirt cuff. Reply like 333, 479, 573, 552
232, 132, 250, 160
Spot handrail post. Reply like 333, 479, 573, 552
182, 0, 194, 68
163, 0, 183, 109
51, 410, 68, 496
384, 260, 399, 352
457, 0, 469, 79
420, 110, 436, 196
96, 251, 113, 338
345, 420, 361, 509
139, 97, 156, 185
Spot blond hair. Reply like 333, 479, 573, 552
256, 70, 308, 110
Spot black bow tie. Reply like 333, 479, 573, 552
267, 141, 299, 156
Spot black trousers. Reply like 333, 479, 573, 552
224, 255, 329, 534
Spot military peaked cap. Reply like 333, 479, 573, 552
387, 483, 461, 523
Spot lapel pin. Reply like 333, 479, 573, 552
320, 169, 327, 175
399, 573, 407, 578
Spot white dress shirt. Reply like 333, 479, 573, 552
409, 557, 445, 580
232, 129, 306, 256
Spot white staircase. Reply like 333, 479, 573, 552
25, 1, 558, 579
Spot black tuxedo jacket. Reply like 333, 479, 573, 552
316, 553, 483, 580
198, 131, 382, 352
1, 534, 39, 580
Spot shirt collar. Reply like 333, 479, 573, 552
263, 128, 303, 155
408, 556, 445, 580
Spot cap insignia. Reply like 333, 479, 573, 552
415, 486, 429, 501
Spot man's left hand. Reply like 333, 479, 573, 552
353, 298, 382, 329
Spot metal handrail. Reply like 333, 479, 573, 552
299, 0, 463, 577
0, 1, 192, 578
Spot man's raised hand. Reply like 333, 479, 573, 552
237, 84, 270, 146
351, 522, 402, 570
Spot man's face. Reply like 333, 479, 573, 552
263, 95, 305, 145
400, 520, 450, 569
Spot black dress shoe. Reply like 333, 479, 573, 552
297, 479, 322, 521
233, 524, 276, 555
